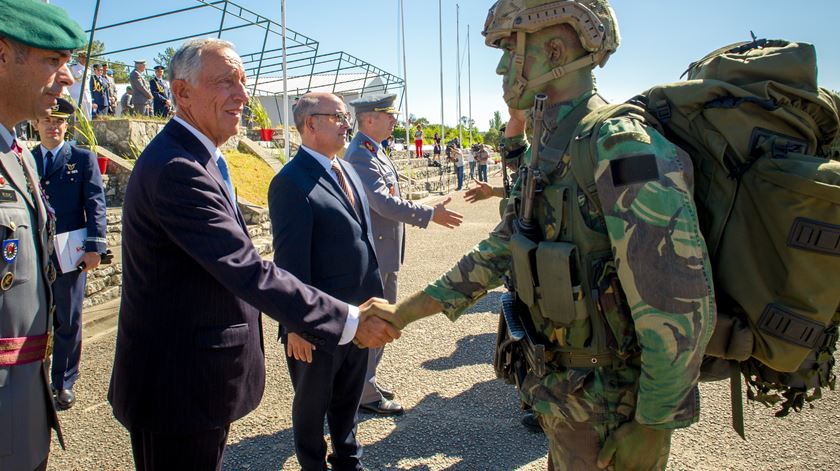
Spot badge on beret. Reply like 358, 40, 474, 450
363, 141, 375, 153
1, 272, 13, 291
2, 239, 18, 263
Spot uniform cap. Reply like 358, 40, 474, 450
153, 65, 165, 71
0, 0, 86, 51
49, 97, 76, 119
134, 59, 146, 65
348, 94, 399, 114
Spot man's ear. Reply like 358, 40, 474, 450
545, 38, 568, 66
171, 79, 189, 105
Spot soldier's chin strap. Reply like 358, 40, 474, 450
503, 30, 604, 104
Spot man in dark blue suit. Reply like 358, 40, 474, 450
108, 39, 400, 471
32, 97, 107, 411
269, 92, 383, 471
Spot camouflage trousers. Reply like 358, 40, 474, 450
536, 415, 671, 471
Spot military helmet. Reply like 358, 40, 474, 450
483, 0, 620, 64
483, 0, 620, 103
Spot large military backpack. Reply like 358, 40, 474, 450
569, 39, 840, 432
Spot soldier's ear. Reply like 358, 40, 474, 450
545, 38, 567, 66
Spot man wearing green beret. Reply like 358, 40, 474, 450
0, 0, 86, 469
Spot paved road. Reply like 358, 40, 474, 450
47, 175, 839, 470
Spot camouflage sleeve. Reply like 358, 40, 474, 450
593, 117, 716, 429
423, 165, 524, 320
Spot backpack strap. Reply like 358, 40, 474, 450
568, 101, 654, 211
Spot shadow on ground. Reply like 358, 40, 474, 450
360, 379, 545, 470
421, 333, 497, 371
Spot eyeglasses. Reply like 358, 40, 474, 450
311, 112, 353, 126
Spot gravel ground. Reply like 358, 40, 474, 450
48, 174, 839, 470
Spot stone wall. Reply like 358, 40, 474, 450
82, 209, 123, 308
91, 118, 244, 159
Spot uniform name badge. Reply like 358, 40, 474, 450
3, 239, 19, 263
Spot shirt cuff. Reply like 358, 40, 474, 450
338, 304, 360, 345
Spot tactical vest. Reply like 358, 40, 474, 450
508, 94, 634, 369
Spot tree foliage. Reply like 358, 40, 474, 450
155, 47, 177, 71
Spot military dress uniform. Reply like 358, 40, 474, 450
0, 126, 62, 470
149, 67, 172, 117
424, 91, 716, 468
90, 72, 110, 118
32, 101, 107, 403
129, 61, 153, 117
0, 1, 85, 468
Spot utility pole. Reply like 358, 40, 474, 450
281, 0, 291, 160
467, 24, 473, 146
400, 0, 410, 153
438, 0, 445, 147
455, 4, 462, 146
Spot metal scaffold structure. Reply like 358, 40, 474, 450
79, 0, 405, 127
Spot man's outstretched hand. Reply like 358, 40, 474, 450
431, 196, 464, 228
354, 297, 401, 348
464, 180, 496, 203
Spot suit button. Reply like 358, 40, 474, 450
378, 236, 383, 240
410, 213, 415, 217
45, 181, 50, 185
319, 340, 326, 346
9, 221, 16, 231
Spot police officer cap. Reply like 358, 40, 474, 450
348, 94, 398, 114
134, 59, 146, 65
154, 65, 165, 71
49, 97, 75, 119
0, 0, 86, 51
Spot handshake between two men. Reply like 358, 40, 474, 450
288, 292, 444, 362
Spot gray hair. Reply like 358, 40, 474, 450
169, 38, 235, 85
292, 94, 322, 134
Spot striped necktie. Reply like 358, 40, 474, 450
330, 159, 356, 210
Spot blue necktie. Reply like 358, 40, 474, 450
44, 151, 54, 176
215, 153, 236, 204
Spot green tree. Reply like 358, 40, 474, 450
108, 62, 130, 83
82, 40, 106, 57
155, 47, 177, 70
489, 110, 503, 130
484, 127, 501, 149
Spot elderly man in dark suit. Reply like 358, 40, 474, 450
32, 97, 107, 411
346, 94, 463, 415
269, 91, 384, 471
108, 39, 400, 471
0, 1, 84, 469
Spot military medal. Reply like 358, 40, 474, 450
2, 239, 18, 263
1, 272, 13, 290
363, 141, 375, 153
387, 184, 396, 196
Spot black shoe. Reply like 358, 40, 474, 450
55, 388, 75, 410
359, 398, 404, 416
521, 413, 543, 434
377, 385, 396, 400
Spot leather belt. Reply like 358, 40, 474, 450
0, 334, 49, 367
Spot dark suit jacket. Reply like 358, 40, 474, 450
269, 149, 383, 332
33, 143, 107, 254
109, 120, 349, 434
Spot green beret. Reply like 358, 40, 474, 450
0, 0, 86, 51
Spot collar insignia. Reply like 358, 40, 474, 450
363, 141, 375, 153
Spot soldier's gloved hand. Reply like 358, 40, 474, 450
596, 420, 672, 470
367, 292, 444, 331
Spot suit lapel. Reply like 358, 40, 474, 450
297, 150, 359, 221
45, 144, 71, 180
164, 120, 248, 231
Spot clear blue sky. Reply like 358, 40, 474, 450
55, 0, 840, 132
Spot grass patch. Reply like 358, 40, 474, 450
224, 150, 275, 207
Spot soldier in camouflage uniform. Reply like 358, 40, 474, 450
370, 1, 716, 469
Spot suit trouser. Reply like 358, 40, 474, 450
129, 425, 230, 471
51, 270, 85, 390
361, 271, 398, 404
287, 342, 368, 471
